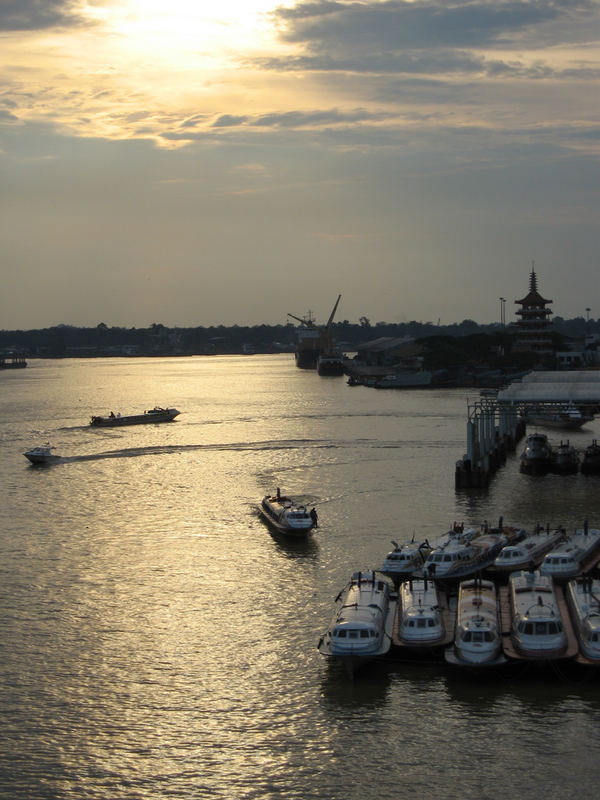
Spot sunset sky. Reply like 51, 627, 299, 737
1, 0, 599, 329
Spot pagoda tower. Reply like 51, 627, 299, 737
511, 265, 554, 355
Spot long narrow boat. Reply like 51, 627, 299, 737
445, 578, 506, 667
423, 529, 521, 582
504, 570, 577, 661
259, 491, 317, 536
392, 578, 453, 653
90, 406, 180, 427
318, 571, 396, 675
565, 576, 600, 664
491, 525, 567, 574
539, 522, 600, 580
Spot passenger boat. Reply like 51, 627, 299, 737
24, 445, 61, 465
492, 525, 567, 573
393, 578, 450, 650
380, 537, 432, 585
550, 440, 579, 474
259, 490, 317, 535
581, 440, 600, 475
540, 522, 600, 580
506, 570, 571, 660
522, 404, 593, 430
423, 525, 521, 582
318, 571, 396, 674
565, 576, 600, 663
519, 432, 553, 473
445, 578, 506, 667
90, 406, 180, 427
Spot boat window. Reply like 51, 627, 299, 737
535, 622, 547, 635
444, 555, 451, 562
348, 631, 358, 639
463, 632, 472, 642
360, 630, 370, 638
428, 619, 436, 628
417, 619, 427, 628
484, 631, 495, 642
524, 622, 534, 635
408, 621, 415, 627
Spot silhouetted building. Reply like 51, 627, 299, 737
511, 266, 553, 356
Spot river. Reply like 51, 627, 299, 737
2, 355, 600, 799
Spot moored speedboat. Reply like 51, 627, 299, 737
380, 537, 432, 585
445, 578, 506, 667
506, 570, 573, 661
492, 525, 567, 574
318, 571, 396, 674
24, 445, 61, 465
259, 490, 317, 535
423, 529, 514, 582
581, 440, 600, 475
393, 578, 450, 650
90, 406, 180, 427
550, 440, 579, 474
565, 576, 600, 663
540, 522, 600, 580
519, 432, 553, 473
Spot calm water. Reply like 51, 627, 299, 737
2, 355, 600, 800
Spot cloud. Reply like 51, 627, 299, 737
272, 0, 594, 50
0, 0, 89, 31
263, 0, 599, 78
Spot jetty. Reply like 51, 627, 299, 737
0, 352, 27, 369
456, 371, 600, 489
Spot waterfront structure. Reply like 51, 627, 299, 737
511, 266, 554, 357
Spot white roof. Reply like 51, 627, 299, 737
497, 370, 600, 404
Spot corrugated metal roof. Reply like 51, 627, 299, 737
498, 370, 600, 403
355, 336, 415, 352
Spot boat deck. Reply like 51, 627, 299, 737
499, 584, 579, 661
392, 588, 455, 650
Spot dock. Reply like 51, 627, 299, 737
456, 370, 600, 489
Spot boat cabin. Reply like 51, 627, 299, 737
509, 571, 567, 657
397, 579, 444, 644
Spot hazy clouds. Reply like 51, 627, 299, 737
1, 0, 599, 328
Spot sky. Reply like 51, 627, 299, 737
1, 0, 599, 330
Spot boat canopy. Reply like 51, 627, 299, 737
498, 371, 600, 405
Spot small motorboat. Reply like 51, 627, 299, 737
380, 537, 432, 585
259, 490, 317, 535
581, 440, 600, 475
90, 407, 180, 427
565, 576, 600, 663
24, 445, 61, 465
393, 577, 450, 650
540, 522, 600, 580
445, 578, 506, 667
506, 570, 571, 661
550, 440, 579, 474
519, 432, 553, 473
318, 571, 396, 675
492, 525, 567, 573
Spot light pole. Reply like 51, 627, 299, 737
499, 297, 506, 326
